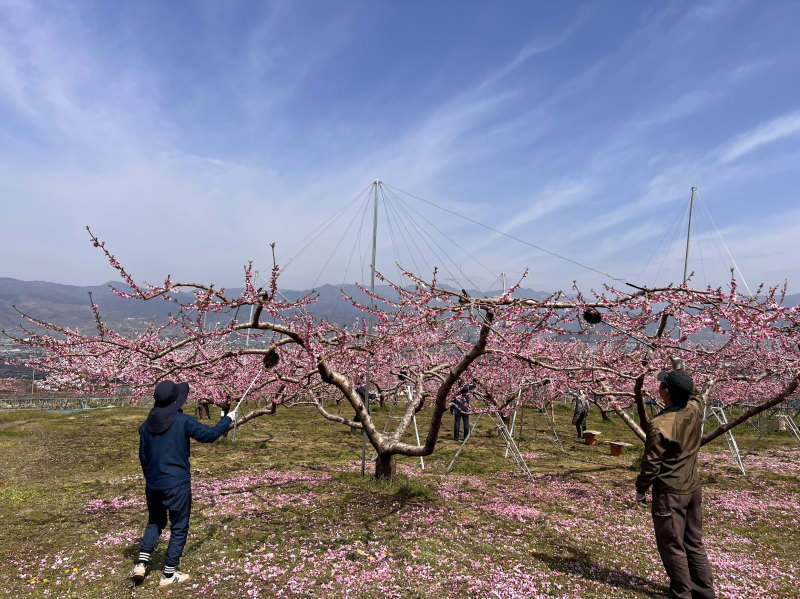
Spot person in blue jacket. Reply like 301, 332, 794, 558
130, 380, 234, 586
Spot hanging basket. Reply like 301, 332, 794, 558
262, 349, 280, 369
582, 308, 603, 325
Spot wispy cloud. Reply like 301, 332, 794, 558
1, 1, 799, 294
478, 14, 586, 91
689, 0, 732, 22
496, 183, 589, 235
718, 111, 800, 163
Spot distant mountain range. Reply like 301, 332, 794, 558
2, 276, 798, 380
0, 276, 555, 333
2, 276, 797, 335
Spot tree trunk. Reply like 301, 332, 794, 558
374, 453, 396, 480
633, 374, 648, 428
610, 402, 647, 442
197, 400, 211, 419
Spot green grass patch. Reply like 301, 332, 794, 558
0, 404, 798, 598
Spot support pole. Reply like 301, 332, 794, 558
234, 301, 257, 442
709, 406, 746, 475
409, 387, 425, 470
505, 389, 522, 458
361, 180, 380, 476
446, 414, 481, 473
683, 186, 696, 285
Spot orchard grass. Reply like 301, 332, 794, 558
0, 402, 798, 598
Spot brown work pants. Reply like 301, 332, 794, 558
652, 488, 715, 599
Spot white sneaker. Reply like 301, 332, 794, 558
130, 562, 147, 584
159, 571, 190, 586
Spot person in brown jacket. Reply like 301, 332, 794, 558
635, 369, 715, 599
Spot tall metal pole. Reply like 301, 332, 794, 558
244, 270, 259, 355
682, 186, 696, 285
235, 271, 258, 442
370, 182, 379, 305
362, 180, 380, 476
674, 186, 697, 372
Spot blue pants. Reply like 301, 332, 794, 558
454, 411, 469, 440
139, 481, 192, 568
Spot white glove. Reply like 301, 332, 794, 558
635, 492, 647, 505
224, 405, 239, 422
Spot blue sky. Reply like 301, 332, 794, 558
2, 0, 799, 295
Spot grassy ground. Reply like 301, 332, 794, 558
0, 403, 798, 598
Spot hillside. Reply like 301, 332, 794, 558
0, 276, 554, 333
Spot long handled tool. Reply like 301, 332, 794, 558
230, 371, 262, 440
229, 347, 281, 440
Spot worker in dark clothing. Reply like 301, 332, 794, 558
452, 379, 476, 440
635, 369, 715, 599
131, 380, 233, 587
353, 377, 376, 434
571, 390, 589, 438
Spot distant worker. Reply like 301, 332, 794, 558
452, 379, 476, 440
131, 381, 234, 587
571, 390, 589, 439
635, 369, 715, 599
353, 376, 377, 433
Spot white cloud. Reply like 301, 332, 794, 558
478, 16, 584, 91
689, 0, 731, 22
1, 1, 799, 297
495, 183, 589, 235
719, 111, 800, 163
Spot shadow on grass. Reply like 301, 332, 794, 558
529, 539, 668, 598
122, 543, 166, 587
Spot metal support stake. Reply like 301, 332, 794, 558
710, 406, 745, 474
505, 389, 522, 458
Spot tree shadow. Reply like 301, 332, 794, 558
528, 539, 668, 598
558, 463, 630, 476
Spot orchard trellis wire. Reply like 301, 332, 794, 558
635, 187, 754, 294
8, 180, 800, 484
275, 180, 629, 301
259, 179, 636, 475
222, 180, 794, 476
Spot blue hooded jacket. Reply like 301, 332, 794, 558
139, 412, 231, 490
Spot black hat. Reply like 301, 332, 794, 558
657, 370, 694, 400
146, 380, 189, 434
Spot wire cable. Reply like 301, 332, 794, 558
384, 183, 629, 285
634, 196, 690, 287
382, 186, 488, 294
382, 186, 496, 293
388, 185, 497, 280
279, 183, 372, 272
382, 189, 434, 278
309, 191, 372, 290
696, 191, 753, 296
